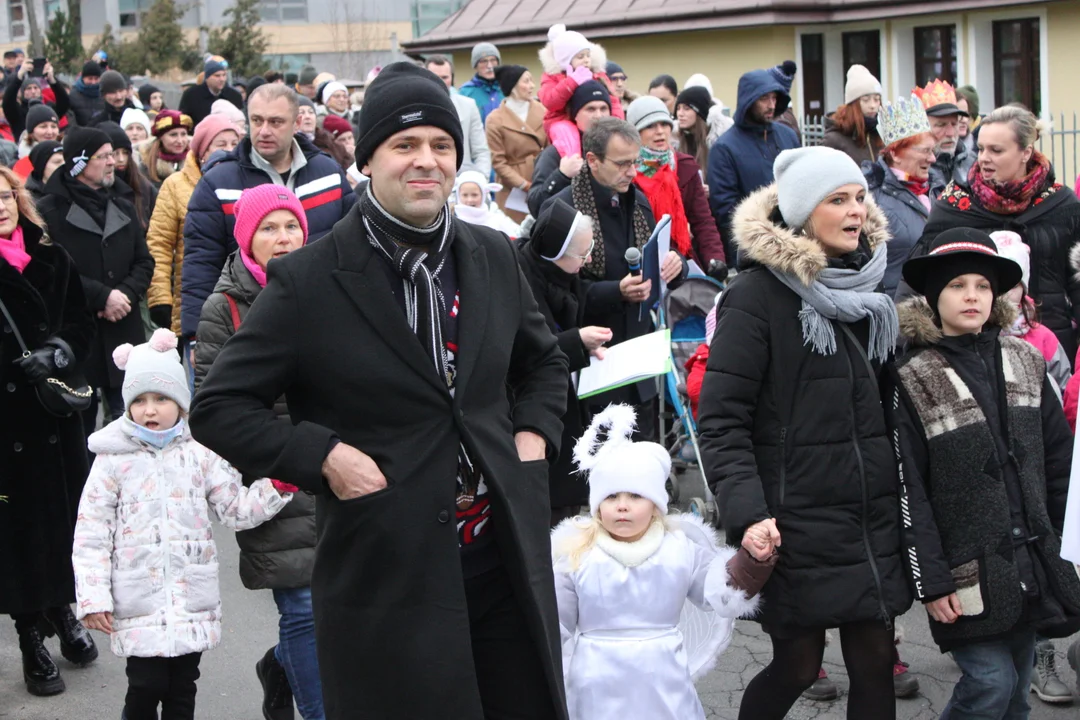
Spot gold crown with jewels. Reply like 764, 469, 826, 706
878, 94, 932, 148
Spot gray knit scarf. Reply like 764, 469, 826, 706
768, 241, 898, 362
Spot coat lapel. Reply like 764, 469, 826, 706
330, 213, 450, 399
452, 226, 489, 404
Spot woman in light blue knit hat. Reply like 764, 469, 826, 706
697, 145, 912, 719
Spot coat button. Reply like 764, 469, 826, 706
107, 271, 115, 279
6, 383, 14, 392
13, 442, 22, 452
48, 435, 57, 444
1012, 527, 1023, 537
38, 323, 47, 331
3, 325, 10, 333
437, 510, 450, 523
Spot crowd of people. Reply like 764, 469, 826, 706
0, 26, 1078, 720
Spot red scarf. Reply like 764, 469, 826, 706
903, 177, 929, 197
0, 226, 30, 273
968, 152, 1051, 215
632, 164, 691, 256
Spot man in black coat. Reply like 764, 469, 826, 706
37, 127, 153, 434
544, 117, 687, 440
2, 59, 69, 141
86, 70, 136, 126
190, 63, 570, 720
67, 61, 105, 127
179, 57, 244, 127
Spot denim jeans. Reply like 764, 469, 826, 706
182, 339, 196, 396
272, 586, 324, 720
942, 629, 1036, 720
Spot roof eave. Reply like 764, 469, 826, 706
402, 0, 1049, 53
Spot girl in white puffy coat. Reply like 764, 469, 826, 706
554, 405, 777, 720
72, 329, 294, 720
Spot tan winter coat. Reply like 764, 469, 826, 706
485, 99, 548, 222
146, 152, 201, 334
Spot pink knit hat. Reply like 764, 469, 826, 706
233, 185, 309, 286
190, 115, 239, 163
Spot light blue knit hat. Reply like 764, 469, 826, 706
773, 147, 867, 230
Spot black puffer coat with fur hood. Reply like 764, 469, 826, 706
697, 185, 912, 632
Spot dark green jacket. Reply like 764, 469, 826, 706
195, 251, 316, 590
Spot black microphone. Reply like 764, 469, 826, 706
625, 247, 642, 277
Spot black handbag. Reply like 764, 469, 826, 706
0, 296, 92, 417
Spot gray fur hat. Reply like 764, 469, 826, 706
774, 147, 867, 230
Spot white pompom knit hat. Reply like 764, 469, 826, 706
113, 328, 191, 413
574, 404, 671, 516
548, 24, 592, 73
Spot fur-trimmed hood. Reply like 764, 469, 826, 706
1070, 241, 1080, 284
539, 39, 609, 76
732, 184, 889, 286
897, 295, 1017, 347
706, 104, 734, 146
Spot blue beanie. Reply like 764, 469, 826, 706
204, 57, 229, 77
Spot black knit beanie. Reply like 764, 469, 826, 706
495, 65, 527, 98
96, 121, 132, 153
923, 256, 1003, 318
99, 70, 126, 96
675, 86, 714, 119
569, 80, 611, 120
25, 103, 58, 135
138, 84, 160, 107
81, 60, 102, 79
354, 62, 463, 170
63, 126, 110, 177
28, 140, 62, 181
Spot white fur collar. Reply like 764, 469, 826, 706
595, 521, 665, 567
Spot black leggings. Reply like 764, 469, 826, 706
737, 620, 896, 720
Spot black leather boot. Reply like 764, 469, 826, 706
44, 605, 98, 666
16, 619, 65, 696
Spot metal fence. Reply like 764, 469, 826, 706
798, 112, 1080, 190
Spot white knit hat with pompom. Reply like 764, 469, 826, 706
113, 328, 191, 413
574, 404, 671, 516
549, 24, 592, 73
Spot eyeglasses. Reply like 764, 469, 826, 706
564, 237, 595, 261
602, 156, 637, 172
911, 146, 936, 158
476, 57, 499, 67
90, 151, 115, 162
0, 191, 16, 204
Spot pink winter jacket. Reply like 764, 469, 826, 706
539, 70, 625, 131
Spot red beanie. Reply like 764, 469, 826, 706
322, 114, 353, 138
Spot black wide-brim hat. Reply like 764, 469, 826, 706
902, 227, 1023, 295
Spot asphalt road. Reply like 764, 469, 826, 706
2, 522, 1077, 719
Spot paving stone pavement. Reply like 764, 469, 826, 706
2, 523, 1078, 719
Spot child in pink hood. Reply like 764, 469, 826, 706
538, 24, 624, 158
993, 231, 1072, 398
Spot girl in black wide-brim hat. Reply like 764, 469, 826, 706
886, 226, 1080, 718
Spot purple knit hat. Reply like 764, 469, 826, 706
233, 185, 309, 286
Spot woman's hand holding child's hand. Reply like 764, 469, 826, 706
83, 611, 113, 634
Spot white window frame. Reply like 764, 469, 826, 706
794, 20, 889, 117
889, 13, 966, 102
7, 0, 26, 39
259, 0, 307, 23
966, 6, 1049, 115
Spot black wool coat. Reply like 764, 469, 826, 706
37, 173, 153, 388
0, 221, 95, 614
697, 186, 912, 632
516, 239, 590, 508
178, 83, 244, 128
190, 206, 570, 720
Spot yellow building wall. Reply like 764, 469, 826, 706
451, 25, 796, 109
1047, 1, 1080, 115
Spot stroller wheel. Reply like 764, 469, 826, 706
689, 497, 706, 519
666, 473, 681, 503
706, 500, 721, 529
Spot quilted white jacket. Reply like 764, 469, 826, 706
72, 417, 291, 658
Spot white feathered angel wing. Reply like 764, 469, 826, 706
671, 514, 738, 680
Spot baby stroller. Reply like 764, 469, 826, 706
655, 266, 726, 527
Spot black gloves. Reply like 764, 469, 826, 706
150, 305, 173, 330
15, 335, 73, 382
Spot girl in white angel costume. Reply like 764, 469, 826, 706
553, 404, 777, 720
